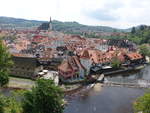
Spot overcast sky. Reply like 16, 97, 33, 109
0, 0, 150, 28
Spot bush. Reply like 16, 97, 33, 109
22, 79, 64, 113
134, 91, 150, 113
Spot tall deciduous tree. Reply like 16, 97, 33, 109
139, 44, 150, 57
22, 79, 64, 113
0, 40, 13, 87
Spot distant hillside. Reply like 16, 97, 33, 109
0, 16, 43, 29
0, 16, 127, 33
48, 20, 122, 32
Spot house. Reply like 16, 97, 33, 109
79, 49, 92, 75
42, 48, 53, 58
10, 54, 43, 79
79, 49, 113, 73
88, 49, 126, 74
89, 50, 111, 65
38, 57, 63, 70
107, 39, 137, 51
58, 56, 86, 82
38, 70, 59, 85
124, 52, 144, 65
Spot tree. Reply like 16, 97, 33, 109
139, 44, 150, 57
4, 97, 22, 113
134, 91, 150, 113
127, 26, 150, 44
22, 79, 64, 113
0, 40, 13, 87
0, 94, 6, 113
0, 71, 9, 88
131, 27, 136, 34
0, 93, 22, 113
139, 25, 146, 31
111, 57, 121, 68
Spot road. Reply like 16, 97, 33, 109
8, 77, 35, 89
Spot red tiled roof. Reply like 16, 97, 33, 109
117, 52, 125, 63
88, 50, 111, 64
58, 60, 73, 72
72, 56, 86, 70
126, 52, 143, 60
80, 49, 90, 59
12, 53, 34, 57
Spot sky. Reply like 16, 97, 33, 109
0, 0, 150, 29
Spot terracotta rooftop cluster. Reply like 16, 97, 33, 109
1, 29, 142, 64
79, 48, 142, 64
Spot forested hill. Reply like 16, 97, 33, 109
39, 20, 124, 33
0, 16, 43, 28
127, 25, 150, 44
0, 16, 126, 33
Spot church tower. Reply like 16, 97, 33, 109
48, 17, 52, 31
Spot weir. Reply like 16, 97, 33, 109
103, 79, 150, 88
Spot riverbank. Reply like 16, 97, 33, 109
6, 64, 146, 91
1, 64, 146, 96
91, 64, 145, 76
5, 77, 84, 93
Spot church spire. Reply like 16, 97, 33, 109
49, 17, 52, 31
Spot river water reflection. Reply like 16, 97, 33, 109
65, 65, 150, 113
105, 65, 150, 83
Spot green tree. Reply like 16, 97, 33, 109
0, 93, 22, 113
127, 26, 150, 44
139, 25, 146, 31
0, 71, 9, 88
131, 27, 136, 34
111, 57, 121, 68
139, 44, 150, 56
134, 91, 150, 113
4, 97, 22, 113
0, 40, 13, 87
22, 79, 64, 113
0, 94, 6, 113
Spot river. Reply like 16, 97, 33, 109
64, 65, 150, 113
0, 66, 149, 113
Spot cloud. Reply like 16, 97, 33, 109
0, 0, 150, 28
81, 0, 124, 22
80, 0, 150, 28
84, 8, 118, 21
